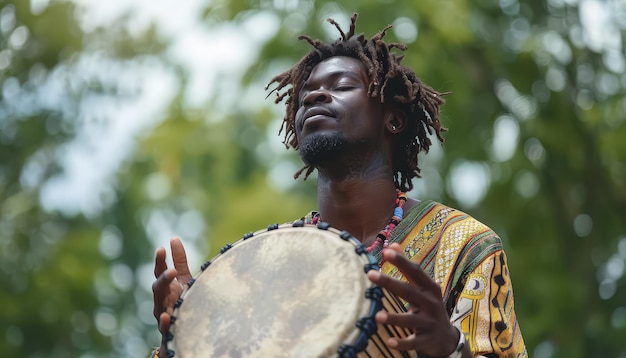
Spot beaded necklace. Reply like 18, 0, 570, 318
308, 190, 407, 260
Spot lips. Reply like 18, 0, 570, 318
303, 106, 335, 123
296, 106, 337, 135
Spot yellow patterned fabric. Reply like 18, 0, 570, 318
148, 348, 159, 358
380, 200, 527, 358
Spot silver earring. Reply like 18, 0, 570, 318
391, 125, 397, 132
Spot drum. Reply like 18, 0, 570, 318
167, 222, 417, 358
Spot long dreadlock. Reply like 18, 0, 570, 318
266, 13, 446, 192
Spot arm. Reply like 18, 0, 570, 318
449, 250, 527, 357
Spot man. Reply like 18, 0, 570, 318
152, 13, 527, 358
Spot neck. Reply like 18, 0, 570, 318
308, 139, 419, 245
315, 169, 399, 247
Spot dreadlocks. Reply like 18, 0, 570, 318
266, 13, 446, 192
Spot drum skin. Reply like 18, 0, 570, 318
167, 224, 415, 358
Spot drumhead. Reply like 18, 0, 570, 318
168, 223, 380, 358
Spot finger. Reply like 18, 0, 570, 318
385, 333, 420, 351
368, 270, 424, 308
382, 244, 441, 291
375, 310, 420, 329
159, 312, 171, 335
159, 312, 173, 356
152, 268, 178, 319
154, 247, 168, 279
170, 238, 192, 284
159, 312, 172, 357
376, 310, 438, 339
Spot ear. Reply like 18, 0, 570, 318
384, 107, 407, 134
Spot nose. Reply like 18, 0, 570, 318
301, 88, 331, 106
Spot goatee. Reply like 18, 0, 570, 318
298, 132, 348, 165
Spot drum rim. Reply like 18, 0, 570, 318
166, 221, 384, 358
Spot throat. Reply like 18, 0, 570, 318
309, 189, 407, 256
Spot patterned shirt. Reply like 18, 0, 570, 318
381, 200, 527, 358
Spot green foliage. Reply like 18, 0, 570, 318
1, 0, 625, 357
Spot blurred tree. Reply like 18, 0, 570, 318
1, 0, 625, 357
0, 0, 109, 356
0, 0, 170, 356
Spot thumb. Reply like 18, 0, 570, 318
170, 237, 192, 283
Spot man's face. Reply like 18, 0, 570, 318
294, 56, 387, 165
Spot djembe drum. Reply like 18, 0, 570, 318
166, 222, 417, 358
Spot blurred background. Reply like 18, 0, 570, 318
1, 0, 625, 356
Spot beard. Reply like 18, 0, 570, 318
298, 131, 375, 170
298, 132, 348, 166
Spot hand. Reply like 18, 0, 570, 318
367, 243, 462, 357
152, 238, 192, 354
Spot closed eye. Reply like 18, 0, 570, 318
334, 78, 362, 91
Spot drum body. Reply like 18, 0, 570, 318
167, 223, 416, 358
